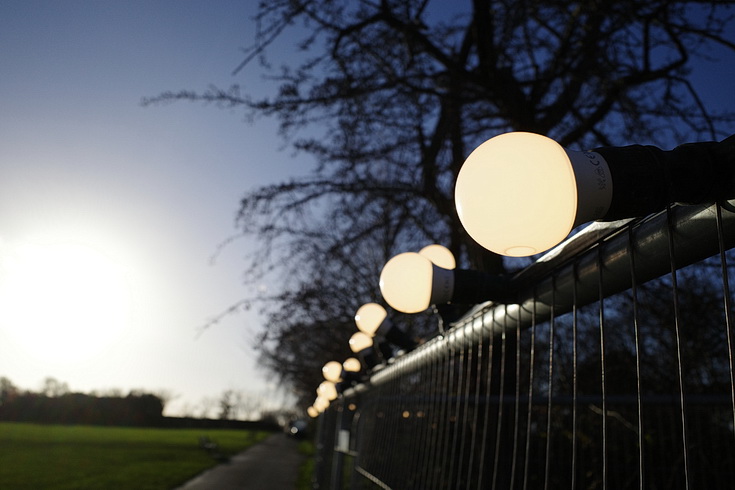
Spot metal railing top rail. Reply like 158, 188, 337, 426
359, 198, 735, 388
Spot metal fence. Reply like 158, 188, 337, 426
313, 199, 735, 489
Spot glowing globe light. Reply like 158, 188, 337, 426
455, 131, 612, 257
349, 332, 382, 369
322, 361, 343, 383
419, 244, 456, 270
355, 302, 418, 352
349, 331, 374, 353
379, 252, 453, 313
343, 357, 362, 372
307, 406, 319, 418
355, 303, 387, 336
317, 381, 338, 401
314, 396, 330, 413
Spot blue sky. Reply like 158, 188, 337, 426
0, 1, 733, 418
0, 0, 306, 416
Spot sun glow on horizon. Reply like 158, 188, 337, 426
0, 238, 132, 364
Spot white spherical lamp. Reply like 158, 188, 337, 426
355, 302, 418, 351
343, 357, 362, 373
379, 252, 454, 313
455, 131, 612, 257
419, 244, 456, 270
354, 303, 387, 336
317, 381, 338, 401
349, 331, 374, 353
314, 396, 330, 413
322, 361, 343, 383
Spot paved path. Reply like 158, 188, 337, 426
176, 433, 306, 490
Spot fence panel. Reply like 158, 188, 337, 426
315, 200, 735, 489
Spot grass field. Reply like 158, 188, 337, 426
0, 422, 273, 489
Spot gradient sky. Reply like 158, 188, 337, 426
0, 1, 733, 418
0, 0, 309, 416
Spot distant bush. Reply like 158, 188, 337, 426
0, 392, 164, 426
160, 416, 280, 431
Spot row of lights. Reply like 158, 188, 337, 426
306, 241, 511, 415
305, 131, 734, 416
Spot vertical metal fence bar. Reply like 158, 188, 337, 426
414, 343, 435, 488
355, 386, 376, 481
510, 304, 522, 489
628, 224, 645, 490
543, 279, 556, 490
379, 375, 397, 486
415, 347, 432, 489
455, 328, 476, 488
368, 386, 385, 489
411, 353, 425, 487
716, 203, 735, 441
491, 311, 508, 489
349, 403, 361, 490
397, 358, 411, 490
666, 205, 691, 490
433, 344, 447, 489
476, 311, 496, 490
393, 363, 408, 489
408, 355, 424, 489
428, 345, 442, 488
397, 364, 409, 489
362, 384, 380, 486
329, 399, 345, 490
457, 324, 482, 488
571, 261, 579, 490
522, 293, 538, 490
465, 323, 484, 488
394, 360, 408, 487
353, 397, 368, 490
431, 336, 451, 489
425, 343, 446, 489
598, 245, 608, 490
313, 405, 327, 488
360, 383, 378, 486
418, 340, 434, 489
448, 324, 466, 488
404, 353, 419, 487
445, 333, 464, 488
440, 342, 453, 489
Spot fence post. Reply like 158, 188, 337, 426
329, 398, 358, 489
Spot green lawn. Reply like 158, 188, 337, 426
0, 422, 273, 489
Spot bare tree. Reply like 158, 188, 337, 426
235, 391, 266, 420
0, 377, 18, 406
145, 0, 735, 402
40, 377, 70, 398
150, 389, 176, 413
198, 396, 218, 419
218, 389, 237, 420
